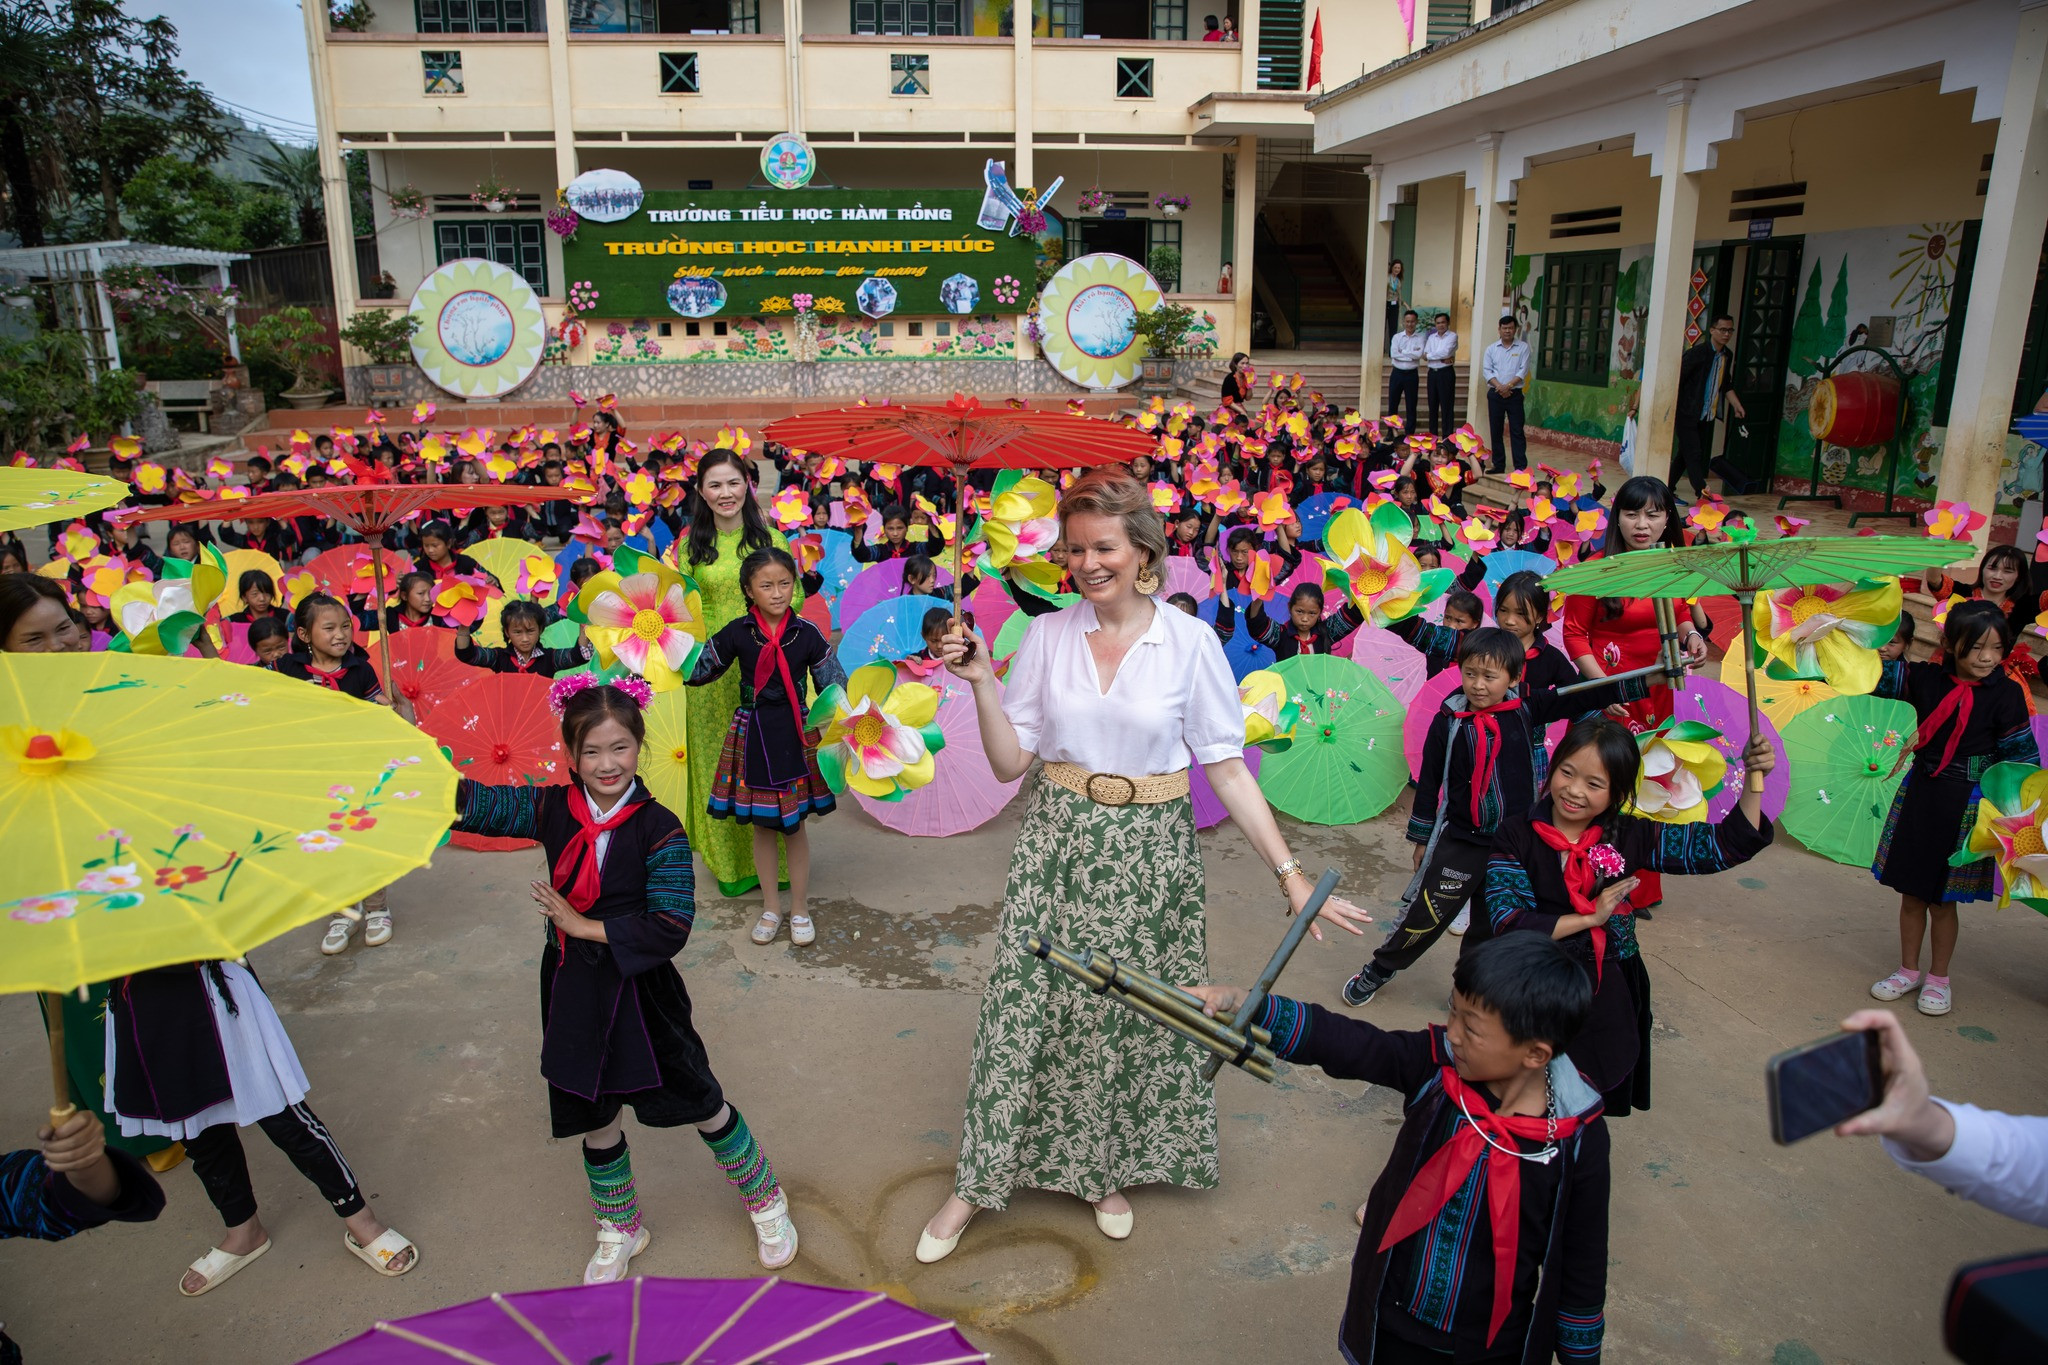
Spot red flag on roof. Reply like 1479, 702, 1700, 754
1307, 9, 1324, 89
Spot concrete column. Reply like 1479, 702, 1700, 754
1360, 165, 1390, 413
1015, 14, 1036, 360
545, 0, 579, 189
1468, 134, 1508, 439
1237, 0, 1260, 93
301, 0, 362, 361
783, 0, 804, 135
1937, 4, 2048, 541
1640, 81, 1701, 471
1231, 135, 1258, 357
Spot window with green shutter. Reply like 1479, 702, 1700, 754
1538, 250, 1619, 387
659, 52, 699, 94
436, 219, 548, 295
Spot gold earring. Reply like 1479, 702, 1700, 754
1135, 564, 1162, 595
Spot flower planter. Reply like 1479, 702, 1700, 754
1138, 354, 1177, 397
484, 199, 507, 214
363, 363, 412, 407
281, 387, 333, 410
1159, 203, 1182, 217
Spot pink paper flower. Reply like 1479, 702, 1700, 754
1587, 844, 1626, 879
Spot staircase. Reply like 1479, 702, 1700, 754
1182, 357, 1363, 412
1282, 244, 1362, 350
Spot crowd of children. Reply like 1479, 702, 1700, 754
2, 368, 2041, 1361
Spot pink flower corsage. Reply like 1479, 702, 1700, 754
1587, 843, 1626, 879
546, 672, 655, 717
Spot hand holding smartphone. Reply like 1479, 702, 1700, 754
1765, 1028, 1885, 1145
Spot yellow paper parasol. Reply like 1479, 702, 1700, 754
1717, 652, 1839, 727
0, 467, 129, 533
0, 652, 458, 1115
638, 687, 690, 816
217, 547, 288, 616
467, 536, 551, 598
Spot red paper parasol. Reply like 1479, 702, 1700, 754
764, 394, 1154, 621
853, 675, 1023, 836
422, 672, 566, 851
369, 626, 485, 721
306, 545, 413, 600
126, 482, 562, 706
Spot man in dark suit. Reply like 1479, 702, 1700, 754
1669, 314, 1745, 498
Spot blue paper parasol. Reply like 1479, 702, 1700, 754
817, 528, 859, 623
1295, 491, 1360, 542
1479, 548, 1558, 591
2015, 413, 2048, 446
836, 593, 956, 672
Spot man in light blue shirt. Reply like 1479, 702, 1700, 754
1481, 315, 1531, 473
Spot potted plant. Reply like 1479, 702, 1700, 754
387, 184, 429, 220
1131, 301, 1199, 395
471, 175, 519, 214
1147, 245, 1183, 293
329, 0, 373, 31
1152, 192, 1191, 217
246, 306, 338, 409
1076, 187, 1113, 214
338, 308, 422, 407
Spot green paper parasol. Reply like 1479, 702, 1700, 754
992, 592, 1078, 659
541, 617, 581, 649
1255, 654, 1408, 825
1778, 693, 1917, 867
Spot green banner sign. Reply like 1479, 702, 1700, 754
559, 189, 1038, 321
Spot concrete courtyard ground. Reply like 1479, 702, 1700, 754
5, 783, 2045, 1364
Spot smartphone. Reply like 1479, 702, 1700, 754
1765, 1029, 1884, 1145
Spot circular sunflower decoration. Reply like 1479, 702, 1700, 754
408, 258, 548, 399
1037, 252, 1163, 391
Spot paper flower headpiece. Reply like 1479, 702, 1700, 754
806, 662, 947, 801
547, 671, 653, 717
1629, 718, 1728, 824
1322, 504, 1452, 627
1753, 577, 1901, 695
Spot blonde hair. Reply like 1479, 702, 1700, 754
1057, 468, 1168, 577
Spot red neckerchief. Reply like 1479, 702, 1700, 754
1526, 644, 1540, 661
304, 661, 347, 692
425, 558, 459, 580
551, 783, 650, 950
1912, 675, 1980, 776
1294, 628, 1320, 655
1379, 1062, 1594, 1347
509, 649, 537, 673
1456, 698, 1523, 826
750, 607, 808, 737
1530, 818, 1609, 983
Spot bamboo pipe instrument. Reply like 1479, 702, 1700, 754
1026, 934, 1279, 1082
1200, 866, 1340, 1080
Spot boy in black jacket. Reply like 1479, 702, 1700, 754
1190, 934, 1609, 1365
1345, 628, 1651, 1006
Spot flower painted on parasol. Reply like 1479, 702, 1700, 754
1778, 693, 1916, 867
856, 675, 1024, 836
1951, 761, 2048, 914
1323, 505, 1452, 627
807, 662, 947, 801
1629, 717, 1727, 824
424, 672, 564, 852
1752, 577, 1901, 694
1256, 654, 1407, 825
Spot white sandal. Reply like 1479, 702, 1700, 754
320, 915, 356, 956
789, 914, 815, 946
344, 1226, 419, 1277
179, 1239, 270, 1297
750, 910, 783, 945
750, 1193, 799, 1269
916, 1207, 975, 1264
364, 910, 393, 947
584, 1223, 649, 1284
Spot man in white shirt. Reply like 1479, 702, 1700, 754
1481, 315, 1532, 473
1386, 310, 1424, 432
1423, 314, 1458, 439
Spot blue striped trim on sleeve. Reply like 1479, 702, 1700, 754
1256, 994, 1310, 1059
1556, 1306, 1604, 1361
1486, 859, 1535, 930
645, 830, 696, 931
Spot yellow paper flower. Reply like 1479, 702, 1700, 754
1238, 670, 1305, 752
1753, 578, 1901, 695
1322, 506, 1451, 626
1630, 720, 1727, 824
981, 476, 1060, 570
805, 662, 946, 801
1954, 763, 2048, 914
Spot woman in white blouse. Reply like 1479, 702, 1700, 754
915, 468, 1371, 1261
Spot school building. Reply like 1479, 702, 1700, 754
300, 0, 1482, 414
1313, 0, 2048, 535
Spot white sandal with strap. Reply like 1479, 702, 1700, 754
584, 1223, 649, 1284
344, 1226, 419, 1277
178, 1239, 270, 1296
750, 910, 783, 945
789, 914, 815, 946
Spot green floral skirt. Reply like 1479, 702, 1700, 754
954, 777, 1219, 1209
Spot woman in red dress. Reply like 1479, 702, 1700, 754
1560, 476, 1713, 913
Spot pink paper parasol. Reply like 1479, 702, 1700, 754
215, 621, 258, 665
1191, 746, 1260, 829
1162, 555, 1214, 602
854, 676, 1023, 836
1271, 552, 1331, 609
1404, 669, 1460, 779
969, 573, 1019, 644
837, 557, 954, 629
1338, 623, 1431, 705
1668, 676, 1790, 823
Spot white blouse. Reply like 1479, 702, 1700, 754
1003, 598, 1244, 775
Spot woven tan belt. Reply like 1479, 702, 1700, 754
1041, 761, 1191, 806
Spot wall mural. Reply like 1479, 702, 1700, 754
1513, 245, 1651, 446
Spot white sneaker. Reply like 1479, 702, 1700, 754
320, 914, 356, 955
1917, 981, 1953, 1016
750, 1193, 798, 1269
1870, 969, 1922, 1002
584, 1223, 648, 1284
364, 910, 393, 947
1448, 905, 1471, 936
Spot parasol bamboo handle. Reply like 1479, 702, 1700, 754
44, 991, 75, 1128
1738, 589, 1766, 793
371, 546, 399, 711
951, 465, 967, 625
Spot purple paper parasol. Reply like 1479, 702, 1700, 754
1191, 745, 1261, 829
1670, 676, 1789, 823
838, 557, 955, 628
1338, 623, 1431, 705
857, 676, 1025, 836
300, 1276, 988, 1365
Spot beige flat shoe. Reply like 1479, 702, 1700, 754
179, 1239, 270, 1297
750, 910, 782, 945
915, 1208, 975, 1264
1093, 1202, 1134, 1240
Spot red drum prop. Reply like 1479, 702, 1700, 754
1808, 371, 1899, 448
